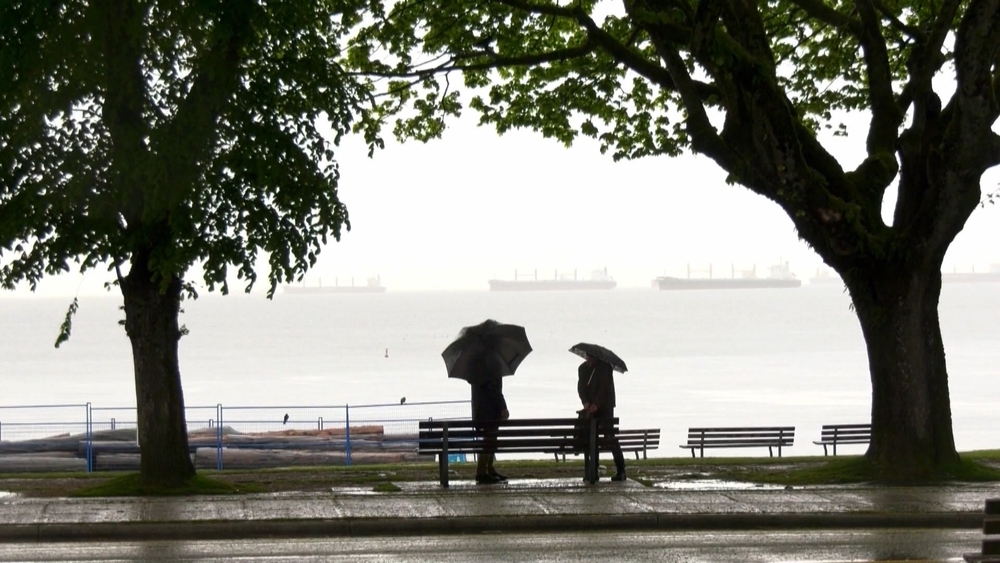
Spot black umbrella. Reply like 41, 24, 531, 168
442, 320, 532, 384
569, 342, 628, 373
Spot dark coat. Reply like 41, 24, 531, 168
471, 378, 507, 422
578, 360, 616, 414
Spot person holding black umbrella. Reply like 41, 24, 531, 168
442, 320, 531, 485
576, 347, 627, 482
470, 353, 509, 484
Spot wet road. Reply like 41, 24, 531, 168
0, 529, 979, 562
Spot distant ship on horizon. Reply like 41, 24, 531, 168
942, 263, 1000, 283
655, 262, 802, 290
283, 275, 387, 294
810, 268, 843, 285
488, 268, 617, 291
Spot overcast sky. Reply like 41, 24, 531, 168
5, 110, 1000, 297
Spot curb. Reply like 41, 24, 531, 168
0, 512, 982, 542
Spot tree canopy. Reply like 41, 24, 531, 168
348, 0, 1000, 480
1, 0, 376, 297
0, 0, 378, 486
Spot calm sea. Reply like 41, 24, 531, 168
2, 284, 998, 456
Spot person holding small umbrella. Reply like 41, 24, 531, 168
573, 343, 627, 482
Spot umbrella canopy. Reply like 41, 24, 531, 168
569, 342, 628, 373
442, 319, 532, 384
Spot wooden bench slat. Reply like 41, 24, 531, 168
820, 430, 872, 440
422, 437, 618, 449
688, 433, 794, 442
681, 441, 793, 449
687, 426, 794, 432
686, 432, 793, 440
421, 418, 587, 429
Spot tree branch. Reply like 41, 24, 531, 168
494, 0, 701, 94
358, 41, 596, 77
954, 0, 1000, 144
151, 0, 256, 203
899, 0, 961, 115
872, 0, 924, 39
95, 0, 150, 227
656, 41, 746, 178
853, 0, 904, 156
786, 0, 860, 30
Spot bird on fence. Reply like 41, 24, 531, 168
400, 397, 406, 404
283, 413, 289, 425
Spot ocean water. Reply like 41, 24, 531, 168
2, 284, 998, 456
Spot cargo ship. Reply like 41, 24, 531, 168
809, 268, 843, 285
942, 264, 1000, 283
655, 262, 802, 290
283, 275, 387, 294
488, 268, 617, 291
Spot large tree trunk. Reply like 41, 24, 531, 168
120, 253, 195, 487
846, 264, 960, 481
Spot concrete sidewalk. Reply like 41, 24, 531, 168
0, 478, 996, 542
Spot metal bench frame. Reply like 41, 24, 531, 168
679, 426, 795, 458
812, 423, 871, 456
418, 417, 619, 486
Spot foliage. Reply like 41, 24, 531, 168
0, 0, 380, 298
346, 0, 1000, 481
347, 0, 999, 267
54, 297, 78, 348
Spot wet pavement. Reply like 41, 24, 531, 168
0, 478, 996, 542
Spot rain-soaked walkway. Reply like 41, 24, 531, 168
0, 478, 996, 542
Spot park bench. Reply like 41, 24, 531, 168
418, 417, 619, 486
679, 426, 795, 458
553, 427, 660, 461
812, 423, 871, 456
965, 498, 1000, 563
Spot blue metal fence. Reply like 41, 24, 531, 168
0, 400, 470, 473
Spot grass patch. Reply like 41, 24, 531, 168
372, 482, 402, 493
72, 473, 261, 497
964, 450, 1000, 461
729, 455, 1000, 486
731, 456, 874, 486
945, 458, 1000, 481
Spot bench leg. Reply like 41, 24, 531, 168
438, 454, 449, 487
585, 418, 598, 484
823, 444, 828, 456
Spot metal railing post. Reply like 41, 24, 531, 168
216, 404, 224, 471
85, 402, 93, 473
344, 405, 352, 467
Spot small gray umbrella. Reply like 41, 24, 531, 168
569, 342, 628, 373
442, 319, 532, 384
